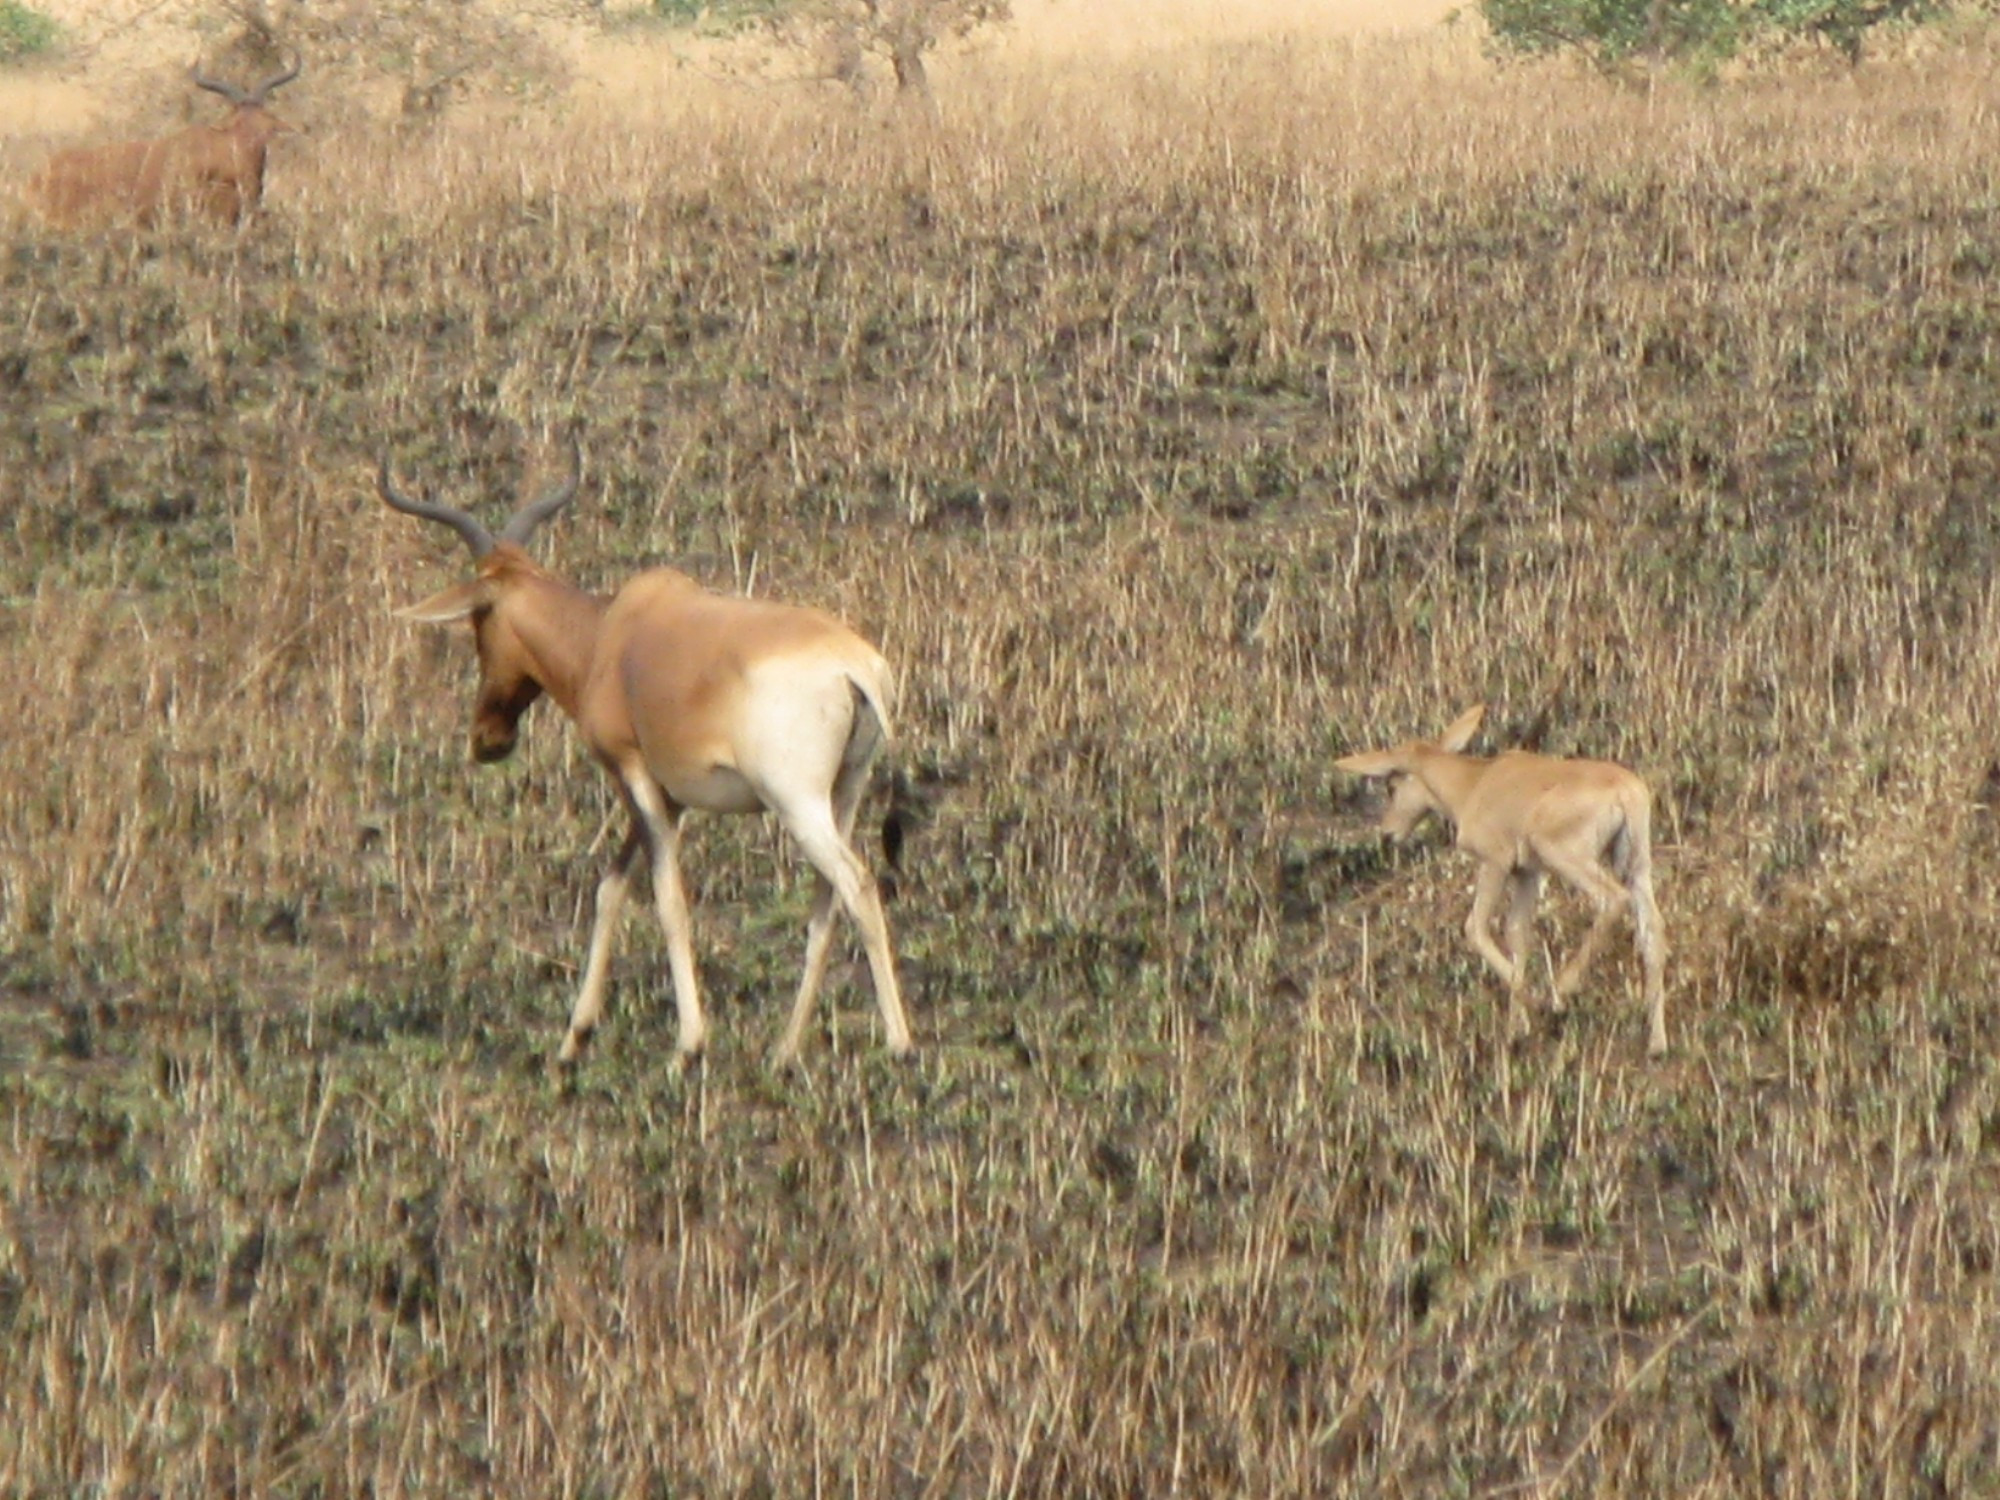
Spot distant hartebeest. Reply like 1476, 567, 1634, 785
27, 57, 302, 228
380, 445, 914, 1069
1336, 706, 1669, 1056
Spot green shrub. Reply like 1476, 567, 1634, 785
0, 0, 58, 64
647, 0, 788, 31
1478, 0, 1945, 70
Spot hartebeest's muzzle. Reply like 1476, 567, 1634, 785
472, 723, 518, 763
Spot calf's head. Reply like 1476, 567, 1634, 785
1334, 704, 1486, 838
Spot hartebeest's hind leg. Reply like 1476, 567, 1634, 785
767, 686, 912, 1067
772, 800, 911, 1064
772, 757, 872, 1067
1503, 867, 1542, 1039
1464, 860, 1521, 993
558, 825, 645, 1064
1632, 872, 1668, 1056
1533, 826, 1670, 1058
1624, 839, 1670, 1058
1535, 837, 1634, 1012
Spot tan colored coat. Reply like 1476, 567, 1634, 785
1337, 705, 1668, 1056
388, 477, 911, 1070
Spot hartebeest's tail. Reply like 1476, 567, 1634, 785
845, 670, 894, 755
844, 668, 928, 880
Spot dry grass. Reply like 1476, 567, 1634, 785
4, 21, 2000, 1496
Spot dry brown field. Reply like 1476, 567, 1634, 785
3, 7, 2000, 1494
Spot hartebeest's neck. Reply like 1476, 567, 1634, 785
229, 108, 277, 147
498, 566, 606, 721
1408, 746, 1493, 824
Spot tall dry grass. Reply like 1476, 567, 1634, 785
2, 23, 2000, 1495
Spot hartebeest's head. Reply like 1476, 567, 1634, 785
192, 55, 303, 145
379, 447, 582, 764
1335, 703, 1486, 838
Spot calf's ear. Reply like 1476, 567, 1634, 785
1438, 704, 1486, 753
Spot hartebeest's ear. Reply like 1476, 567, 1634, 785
1438, 704, 1486, 753
396, 578, 493, 624
1335, 749, 1403, 778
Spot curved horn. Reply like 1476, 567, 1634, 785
190, 61, 251, 106
378, 457, 496, 560
250, 54, 302, 104
498, 438, 582, 547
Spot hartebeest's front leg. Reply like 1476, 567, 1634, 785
621, 769, 709, 1059
559, 826, 645, 1064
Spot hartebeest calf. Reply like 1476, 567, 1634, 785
380, 448, 913, 1068
1335, 705, 1669, 1056
27, 58, 301, 228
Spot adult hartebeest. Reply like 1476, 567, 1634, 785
27, 57, 302, 228
1335, 706, 1669, 1056
380, 446, 914, 1069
